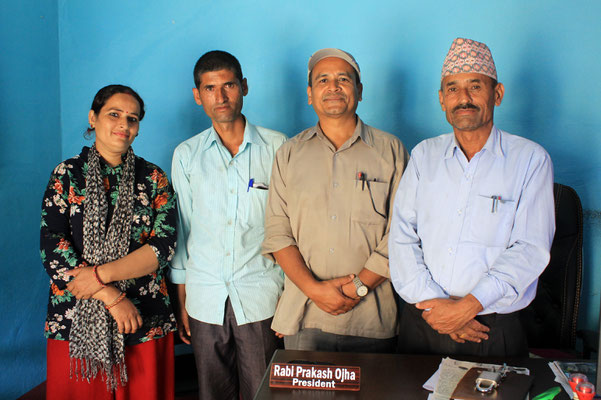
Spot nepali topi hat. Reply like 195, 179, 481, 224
441, 38, 497, 82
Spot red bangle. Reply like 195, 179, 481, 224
105, 292, 126, 310
93, 265, 107, 288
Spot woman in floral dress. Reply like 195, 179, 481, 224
40, 84, 177, 400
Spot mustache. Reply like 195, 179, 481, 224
452, 103, 479, 112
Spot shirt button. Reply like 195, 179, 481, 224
333, 182, 339, 188
331, 215, 337, 220
457, 209, 462, 215
227, 220, 232, 225
230, 189, 235, 194
448, 248, 453, 254
329, 248, 334, 254
226, 252, 231, 257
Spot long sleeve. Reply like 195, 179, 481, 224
262, 142, 297, 261
143, 167, 178, 271
169, 146, 193, 284
363, 139, 408, 278
469, 151, 555, 311
40, 163, 88, 294
389, 156, 449, 303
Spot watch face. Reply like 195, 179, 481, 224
357, 285, 368, 297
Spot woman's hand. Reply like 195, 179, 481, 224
107, 297, 143, 334
66, 267, 104, 299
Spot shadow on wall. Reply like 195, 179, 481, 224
365, 63, 428, 149
281, 46, 323, 135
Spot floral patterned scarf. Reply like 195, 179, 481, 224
69, 144, 135, 391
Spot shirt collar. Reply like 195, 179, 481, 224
298, 116, 374, 148
444, 125, 504, 159
200, 116, 263, 152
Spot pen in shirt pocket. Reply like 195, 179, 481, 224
247, 178, 269, 192
356, 172, 377, 191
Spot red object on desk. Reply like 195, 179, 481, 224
575, 381, 595, 400
569, 373, 587, 392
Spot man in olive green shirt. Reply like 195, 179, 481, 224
262, 48, 408, 352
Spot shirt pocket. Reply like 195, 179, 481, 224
351, 180, 389, 225
241, 186, 269, 229
467, 194, 516, 247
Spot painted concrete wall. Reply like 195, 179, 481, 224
2, 0, 600, 397
0, 1, 61, 398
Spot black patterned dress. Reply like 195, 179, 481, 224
40, 146, 177, 346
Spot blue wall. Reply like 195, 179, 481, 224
2, 1, 600, 397
0, 0, 61, 398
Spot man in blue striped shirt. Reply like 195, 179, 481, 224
389, 38, 555, 357
170, 51, 286, 400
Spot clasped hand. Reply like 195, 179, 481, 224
66, 267, 105, 299
416, 296, 489, 343
309, 274, 360, 316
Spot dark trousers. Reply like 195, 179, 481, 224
398, 304, 528, 357
188, 299, 278, 400
284, 328, 397, 353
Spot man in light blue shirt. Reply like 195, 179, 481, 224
170, 51, 286, 400
389, 38, 555, 357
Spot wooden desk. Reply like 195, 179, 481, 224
254, 349, 569, 399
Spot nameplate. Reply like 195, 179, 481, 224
269, 363, 361, 391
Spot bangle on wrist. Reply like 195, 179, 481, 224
93, 265, 107, 288
105, 292, 126, 310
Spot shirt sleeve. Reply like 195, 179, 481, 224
145, 167, 178, 273
389, 153, 449, 303
40, 164, 88, 290
169, 147, 191, 284
469, 151, 555, 311
262, 143, 297, 262
364, 140, 409, 278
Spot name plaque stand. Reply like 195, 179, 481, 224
269, 362, 361, 391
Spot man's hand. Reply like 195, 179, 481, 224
341, 280, 359, 300
449, 319, 490, 343
416, 294, 483, 334
177, 308, 192, 344
308, 275, 360, 316
66, 267, 104, 299
176, 284, 191, 344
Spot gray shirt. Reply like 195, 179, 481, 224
262, 118, 408, 338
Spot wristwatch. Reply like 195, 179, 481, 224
353, 276, 368, 298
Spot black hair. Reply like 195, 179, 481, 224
85, 84, 145, 137
90, 84, 145, 120
439, 75, 498, 91
193, 50, 243, 88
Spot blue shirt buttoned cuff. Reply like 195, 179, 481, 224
169, 267, 186, 284
470, 276, 507, 311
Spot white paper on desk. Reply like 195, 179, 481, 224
433, 358, 470, 399
548, 361, 574, 399
424, 357, 531, 400
423, 359, 443, 391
